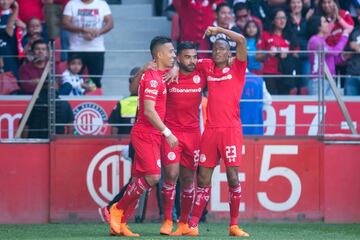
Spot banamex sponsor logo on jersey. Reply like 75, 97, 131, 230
73, 102, 107, 135
87, 145, 131, 207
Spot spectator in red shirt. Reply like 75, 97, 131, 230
256, 8, 299, 94
173, 0, 224, 53
19, 39, 49, 94
317, 0, 354, 47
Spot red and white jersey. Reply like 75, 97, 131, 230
133, 69, 168, 134
165, 69, 206, 131
197, 58, 247, 128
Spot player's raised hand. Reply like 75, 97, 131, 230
163, 64, 179, 84
166, 133, 179, 148
203, 26, 220, 39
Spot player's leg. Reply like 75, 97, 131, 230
160, 163, 179, 234
221, 128, 249, 237
159, 135, 182, 235
171, 130, 199, 236
185, 128, 219, 236
179, 165, 195, 223
170, 165, 196, 236
110, 131, 161, 236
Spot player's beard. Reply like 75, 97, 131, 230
179, 62, 195, 73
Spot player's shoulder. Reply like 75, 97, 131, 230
197, 58, 214, 65
142, 69, 160, 80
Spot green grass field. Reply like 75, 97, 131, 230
1, 223, 360, 240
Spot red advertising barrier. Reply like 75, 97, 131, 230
209, 139, 322, 220
48, 138, 324, 222
1, 138, 360, 223
323, 143, 360, 223
0, 144, 49, 224
0, 97, 359, 138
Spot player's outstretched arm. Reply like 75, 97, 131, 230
129, 61, 157, 94
204, 26, 247, 62
144, 100, 179, 148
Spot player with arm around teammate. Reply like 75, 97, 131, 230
159, 42, 207, 235
108, 36, 178, 237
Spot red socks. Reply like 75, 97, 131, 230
121, 199, 138, 223
161, 181, 176, 221
229, 183, 242, 226
188, 186, 211, 228
179, 184, 195, 224
116, 178, 150, 212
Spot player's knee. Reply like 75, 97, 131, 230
197, 174, 211, 187
164, 171, 178, 183
145, 175, 161, 186
227, 176, 239, 187
180, 177, 193, 187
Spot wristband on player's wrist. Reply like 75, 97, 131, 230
162, 127, 172, 138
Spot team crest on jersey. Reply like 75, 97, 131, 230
73, 102, 108, 135
150, 80, 158, 88
200, 154, 206, 163
222, 67, 230, 73
168, 152, 176, 161
193, 75, 201, 84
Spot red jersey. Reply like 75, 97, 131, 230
165, 69, 206, 131
257, 31, 290, 74
173, 0, 223, 51
197, 58, 247, 128
326, 10, 354, 47
18, 0, 44, 23
132, 69, 167, 134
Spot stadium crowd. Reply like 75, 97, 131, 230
168, 0, 359, 95
0, 0, 359, 96
0, 0, 113, 95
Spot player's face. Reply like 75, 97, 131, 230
69, 59, 82, 75
212, 40, 230, 65
177, 49, 197, 73
158, 43, 176, 68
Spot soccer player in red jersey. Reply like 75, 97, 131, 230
159, 42, 206, 235
109, 36, 178, 237
183, 26, 250, 237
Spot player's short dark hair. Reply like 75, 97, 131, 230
216, 2, 231, 14
233, 2, 249, 14
30, 39, 48, 52
214, 37, 230, 50
150, 36, 173, 58
67, 54, 82, 64
177, 42, 197, 55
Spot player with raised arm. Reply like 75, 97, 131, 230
159, 42, 207, 235
109, 36, 178, 237
183, 26, 250, 237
